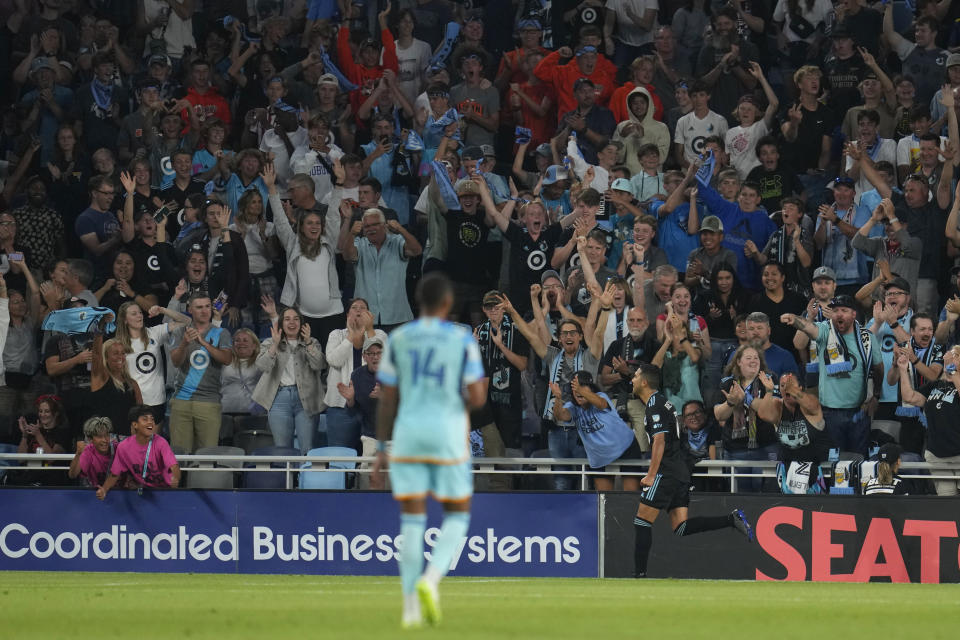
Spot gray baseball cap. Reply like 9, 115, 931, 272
812, 266, 836, 282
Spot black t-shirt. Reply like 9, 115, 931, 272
126, 238, 179, 299
692, 288, 751, 340
445, 208, 492, 285
602, 330, 659, 400
504, 221, 564, 307
719, 377, 780, 451
777, 405, 833, 463
749, 290, 806, 354
43, 332, 96, 393
823, 54, 867, 119
556, 223, 615, 274
892, 192, 946, 280
839, 10, 882, 56
785, 103, 835, 173
920, 380, 960, 458
746, 165, 804, 215
160, 178, 206, 239
645, 391, 688, 481
476, 318, 530, 408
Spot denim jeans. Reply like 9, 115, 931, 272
268, 386, 314, 455
326, 406, 362, 453
822, 406, 869, 456
725, 443, 779, 493
548, 427, 586, 491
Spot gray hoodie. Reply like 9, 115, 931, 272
612, 86, 671, 176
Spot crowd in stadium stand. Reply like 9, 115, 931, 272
1, 0, 960, 496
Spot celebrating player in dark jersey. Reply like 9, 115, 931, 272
630, 363, 755, 578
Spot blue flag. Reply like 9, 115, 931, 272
428, 22, 461, 69
695, 149, 715, 187
318, 45, 358, 92
431, 160, 460, 210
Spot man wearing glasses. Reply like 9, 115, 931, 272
75, 175, 123, 281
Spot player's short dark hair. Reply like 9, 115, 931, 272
638, 363, 661, 390
416, 272, 454, 312
128, 405, 155, 424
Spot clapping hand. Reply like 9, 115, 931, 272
300, 323, 312, 344
260, 294, 277, 319
721, 381, 746, 406
337, 381, 355, 402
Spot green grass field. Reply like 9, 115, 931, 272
4, 572, 958, 639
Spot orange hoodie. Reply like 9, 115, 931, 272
533, 50, 616, 121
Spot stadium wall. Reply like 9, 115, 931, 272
602, 494, 960, 583
0, 490, 598, 577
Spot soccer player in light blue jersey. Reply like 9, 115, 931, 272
373, 273, 487, 629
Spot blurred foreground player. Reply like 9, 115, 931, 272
630, 364, 754, 578
373, 273, 487, 628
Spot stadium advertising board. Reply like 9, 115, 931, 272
603, 494, 960, 583
0, 490, 598, 577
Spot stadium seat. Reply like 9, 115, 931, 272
299, 447, 357, 490
186, 446, 245, 490
0, 443, 18, 484
234, 422, 274, 454
243, 446, 300, 489
872, 420, 901, 442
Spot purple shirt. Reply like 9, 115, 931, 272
110, 435, 178, 488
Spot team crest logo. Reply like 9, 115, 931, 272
190, 350, 210, 371
147, 255, 160, 271
136, 352, 157, 374
459, 221, 482, 248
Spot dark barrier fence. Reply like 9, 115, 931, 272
602, 493, 960, 583
0, 489, 598, 577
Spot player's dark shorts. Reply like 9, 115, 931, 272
639, 472, 690, 510
590, 439, 646, 473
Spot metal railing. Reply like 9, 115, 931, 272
1, 453, 957, 492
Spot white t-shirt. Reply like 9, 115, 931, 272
229, 221, 276, 274
259, 127, 309, 198
843, 138, 897, 198
394, 39, 432, 106
605, 0, 658, 47
296, 248, 338, 318
127, 324, 171, 407
675, 110, 729, 164
725, 120, 770, 180
895, 134, 946, 171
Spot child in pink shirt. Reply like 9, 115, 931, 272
69, 416, 117, 488
96, 406, 181, 499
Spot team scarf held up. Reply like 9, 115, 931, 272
822, 318, 872, 376
895, 337, 938, 424
476, 315, 515, 405
806, 305, 827, 373
42, 307, 117, 335
543, 347, 583, 421
726, 376, 764, 449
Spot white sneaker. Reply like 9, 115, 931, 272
401, 612, 423, 630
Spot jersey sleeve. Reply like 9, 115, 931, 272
461, 332, 485, 385
646, 397, 672, 436
377, 334, 398, 386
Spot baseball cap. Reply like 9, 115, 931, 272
29, 57, 55, 75
573, 77, 595, 91
149, 54, 172, 67
362, 336, 383, 351
541, 269, 563, 286
534, 143, 552, 157
610, 178, 633, 193
482, 290, 503, 307
830, 24, 853, 39
317, 73, 339, 87
828, 294, 857, 310
877, 442, 902, 463
947, 53, 960, 68
884, 276, 911, 294
812, 266, 836, 282
576, 45, 598, 56
359, 37, 378, 50
831, 176, 856, 189
462, 146, 484, 161
700, 215, 723, 233
455, 178, 480, 196
480, 144, 496, 158
542, 165, 569, 185
737, 94, 760, 107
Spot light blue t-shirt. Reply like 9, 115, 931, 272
564, 392, 636, 468
814, 321, 881, 409
867, 309, 913, 403
378, 317, 485, 462
814, 203, 872, 285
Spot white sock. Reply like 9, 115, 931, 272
403, 593, 420, 619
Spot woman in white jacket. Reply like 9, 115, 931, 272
324, 298, 387, 453
252, 307, 326, 454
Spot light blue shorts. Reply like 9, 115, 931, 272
389, 460, 473, 502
